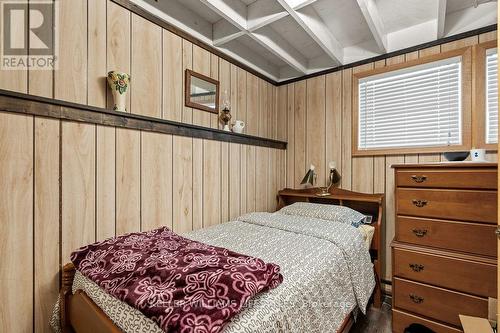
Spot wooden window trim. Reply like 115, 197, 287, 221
352, 47, 473, 157
472, 40, 497, 150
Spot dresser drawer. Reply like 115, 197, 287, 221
396, 188, 497, 223
393, 248, 496, 297
392, 309, 462, 333
394, 278, 488, 327
396, 216, 497, 256
396, 168, 497, 190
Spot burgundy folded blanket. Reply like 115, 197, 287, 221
71, 226, 283, 333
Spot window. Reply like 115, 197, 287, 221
486, 48, 498, 144
357, 56, 462, 151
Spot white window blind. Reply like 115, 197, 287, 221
486, 48, 498, 144
358, 56, 462, 150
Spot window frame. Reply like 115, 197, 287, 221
472, 40, 497, 150
352, 47, 472, 156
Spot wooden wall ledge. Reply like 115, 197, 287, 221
0, 89, 287, 150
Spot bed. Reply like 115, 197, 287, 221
56, 187, 384, 333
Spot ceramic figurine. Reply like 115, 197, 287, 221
232, 120, 245, 134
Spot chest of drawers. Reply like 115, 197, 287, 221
391, 163, 497, 332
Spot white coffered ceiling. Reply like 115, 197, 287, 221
136, 0, 497, 82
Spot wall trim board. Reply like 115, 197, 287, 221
0, 89, 287, 149
108, 0, 496, 86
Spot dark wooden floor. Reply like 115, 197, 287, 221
351, 298, 392, 333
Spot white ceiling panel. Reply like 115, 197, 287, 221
313, 0, 373, 46
375, 0, 438, 33
136, 0, 497, 82
268, 16, 325, 59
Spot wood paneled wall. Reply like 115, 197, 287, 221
282, 30, 499, 286
0, 1, 286, 332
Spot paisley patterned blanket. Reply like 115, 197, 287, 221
70, 226, 283, 333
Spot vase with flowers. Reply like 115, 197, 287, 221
107, 71, 130, 112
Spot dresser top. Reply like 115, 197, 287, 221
391, 162, 497, 169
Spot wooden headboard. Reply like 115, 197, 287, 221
277, 187, 384, 307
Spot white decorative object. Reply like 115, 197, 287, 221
107, 71, 130, 112
232, 120, 245, 134
470, 148, 487, 162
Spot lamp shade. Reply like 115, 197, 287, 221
300, 165, 316, 186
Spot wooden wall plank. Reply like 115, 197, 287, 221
294, 80, 307, 187
246, 74, 259, 136
236, 68, 247, 129
268, 148, 277, 211
240, 143, 247, 214
203, 140, 221, 227
220, 141, 229, 222
259, 80, 268, 138
107, 0, 131, 111
34, 118, 59, 333
286, 84, 295, 187
277, 85, 287, 141
182, 40, 193, 124
0, 114, 33, 332
28, 0, 52, 98
96, 126, 116, 240
141, 132, 173, 231
172, 136, 193, 232
271, 84, 277, 139
256, 146, 269, 211
61, 122, 95, 260
116, 128, 140, 234
192, 45, 212, 127
325, 72, 342, 187
192, 137, 203, 231
246, 145, 256, 213
0, 1, 27, 93
229, 143, 241, 219
352, 64, 374, 193
163, 30, 183, 122
341, 69, 352, 190
131, 14, 162, 118
306, 76, 326, 186
55, 0, 87, 104
88, 0, 107, 108
210, 53, 220, 129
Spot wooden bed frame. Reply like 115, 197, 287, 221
59, 187, 384, 333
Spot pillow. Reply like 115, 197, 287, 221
358, 224, 375, 250
278, 202, 366, 228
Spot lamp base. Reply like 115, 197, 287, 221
223, 124, 230, 132
316, 187, 330, 196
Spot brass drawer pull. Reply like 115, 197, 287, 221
409, 263, 424, 272
412, 199, 428, 208
412, 229, 428, 237
409, 294, 424, 304
411, 175, 427, 183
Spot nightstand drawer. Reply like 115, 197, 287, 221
396, 169, 497, 190
394, 278, 488, 327
395, 216, 497, 257
393, 248, 496, 297
396, 188, 497, 223
392, 309, 462, 333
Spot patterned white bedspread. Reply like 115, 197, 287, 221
59, 212, 375, 333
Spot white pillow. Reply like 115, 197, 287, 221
278, 202, 366, 228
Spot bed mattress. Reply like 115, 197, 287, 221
58, 212, 375, 333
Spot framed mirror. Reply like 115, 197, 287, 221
185, 69, 219, 114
